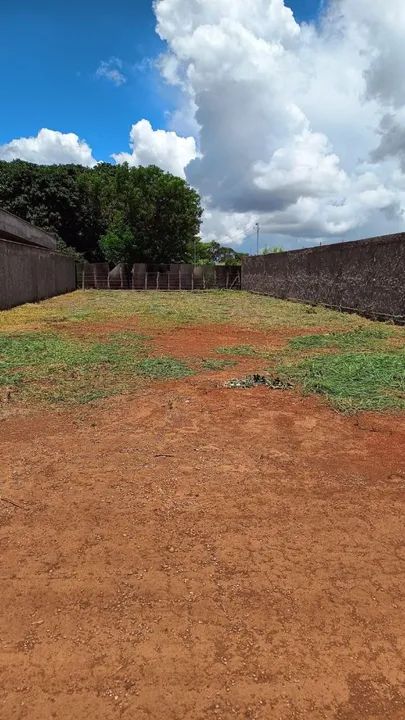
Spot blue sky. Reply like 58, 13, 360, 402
1, 1, 165, 160
3, 1, 399, 251
0, 0, 322, 162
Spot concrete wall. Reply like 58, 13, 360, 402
0, 238, 76, 310
82, 262, 242, 291
81, 263, 110, 289
0, 208, 56, 250
242, 233, 405, 321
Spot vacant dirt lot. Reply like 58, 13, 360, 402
1, 293, 404, 719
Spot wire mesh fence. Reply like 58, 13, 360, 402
79, 263, 241, 291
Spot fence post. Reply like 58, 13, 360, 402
157, 271, 160, 290
191, 266, 194, 292
145, 272, 148, 291
203, 268, 206, 290
179, 267, 182, 290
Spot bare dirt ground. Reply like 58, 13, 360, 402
1, 322, 404, 720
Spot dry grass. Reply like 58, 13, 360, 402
1, 290, 404, 412
0, 289, 379, 334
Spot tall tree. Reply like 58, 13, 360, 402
193, 240, 245, 266
0, 160, 202, 264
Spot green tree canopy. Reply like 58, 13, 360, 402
194, 240, 246, 266
261, 246, 284, 254
0, 160, 202, 264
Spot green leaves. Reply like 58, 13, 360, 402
0, 160, 203, 264
193, 240, 245, 266
95, 163, 203, 265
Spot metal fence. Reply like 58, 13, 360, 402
80, 263, 241, 291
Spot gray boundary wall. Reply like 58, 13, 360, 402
0, 208, 57, 250
242, 233, 405, 321
0, 239, 76, 310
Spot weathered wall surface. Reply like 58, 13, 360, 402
0, 239, 76, 310
242, 233, 405, 320
81, 263, 241, 291
0, 208, 56, 250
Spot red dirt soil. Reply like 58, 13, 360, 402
1, 324, 404, 720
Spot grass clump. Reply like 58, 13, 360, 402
135, 357, 193, 380
288, 327, 393, 352
201, 358, 237, 371
278, 350, 405, 412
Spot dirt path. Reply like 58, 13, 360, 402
1, 323, 404, 719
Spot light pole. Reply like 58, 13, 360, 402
255, 222, 260, 256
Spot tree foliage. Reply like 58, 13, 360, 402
261, 246, 284, 254
0, 160, 202, 264
194, 240, 246, 266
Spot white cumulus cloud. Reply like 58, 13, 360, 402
0, 128, 97, 166
112, 119, 197, 178
154, 0, 405, 245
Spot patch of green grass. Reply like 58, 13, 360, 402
0, 371, 23, 387
201, 358, 237, 371
0, 331, 145, 371
0, 331, 149, 405
288, 327, 393, 351
135, 357, 193, 380
278, 350, 405, 412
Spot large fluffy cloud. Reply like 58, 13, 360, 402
112, 119, 197, 178
154, 0, 405, 244
3, 1, 405, 247
0, 121, 196, 179
0, 128, 97, 166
